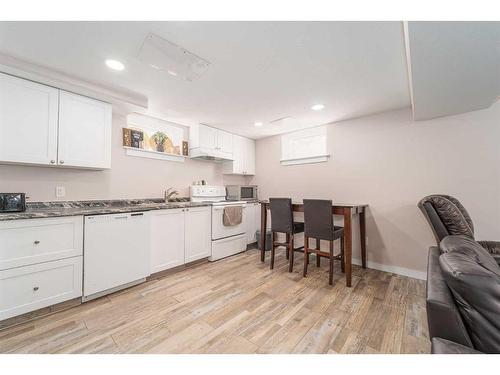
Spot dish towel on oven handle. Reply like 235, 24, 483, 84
223, 205, 243, 226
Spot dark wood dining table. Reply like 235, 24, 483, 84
259, 201, 368, 287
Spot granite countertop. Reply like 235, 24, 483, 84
0, 198, 211, 221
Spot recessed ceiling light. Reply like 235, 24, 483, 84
254, 122, 263, 127
311, 104, 325, 111
167, 70, 178, 77
105, 59, 125, 71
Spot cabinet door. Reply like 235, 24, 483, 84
245, 138, 256, 175
231, 135, 244, 174
0, 73, 59, 165
217, 129, 233, 155
150, 209, 185, 274
184, 207, 211, 263
58, 91, 112, 169
244, 203, 256, 244
254, 203, 261, 240
198, 124, 218, 150
0, 256, 82, 321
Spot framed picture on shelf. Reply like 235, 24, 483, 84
130, 129, 144, 149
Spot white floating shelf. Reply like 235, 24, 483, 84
124, 146, 187, 163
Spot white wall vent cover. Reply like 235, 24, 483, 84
138, 33, 211, 81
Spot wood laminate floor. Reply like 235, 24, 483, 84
0, 249, 430, 354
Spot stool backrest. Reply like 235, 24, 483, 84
304, 199, 334, 240
269, 198, 294, 233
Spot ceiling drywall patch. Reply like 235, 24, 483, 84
137, 33, 211, 81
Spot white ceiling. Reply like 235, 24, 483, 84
406, 21, 500, 120
0, 21, 411, 139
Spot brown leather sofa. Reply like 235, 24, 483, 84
426, 235, 500, 354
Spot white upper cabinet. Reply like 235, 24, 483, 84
245, 136, 256, 175
216, 129, 233, 156
0, 72, 59, 166
198, 124, 218, 150
58, 91, 112, 169
189, 124, 233, 160
0, 73, 112, 170
223, 134, 256, 175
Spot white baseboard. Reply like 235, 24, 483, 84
352, 258, 427, 280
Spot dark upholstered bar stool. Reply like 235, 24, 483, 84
269, 198, 304, 272
303, 199, 345, 285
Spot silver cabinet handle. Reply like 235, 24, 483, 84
33, 286, 39, 291
34, 240, 40, 245
50, 160, 55, 164
59, 160, 65, 164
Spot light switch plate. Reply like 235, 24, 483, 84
56, 186, 66, 198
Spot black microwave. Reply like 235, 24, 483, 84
0, 193, 26, 212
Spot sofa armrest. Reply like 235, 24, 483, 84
477, 241, 500, 265
432, 338, 481, 354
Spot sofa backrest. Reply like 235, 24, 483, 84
418, 195, 475, 245
439, 235, 500, 353
426, 246, 473, 347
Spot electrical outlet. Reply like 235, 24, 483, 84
56, 186, 66, 198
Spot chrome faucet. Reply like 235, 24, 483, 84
164, 187, 179, 202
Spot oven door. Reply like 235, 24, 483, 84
212, 204, 247, 240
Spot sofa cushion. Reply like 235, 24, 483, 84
431, 338, 482, 354
439, 249, 500, 353
440, 235, 500, 276
426, 247, 473, 347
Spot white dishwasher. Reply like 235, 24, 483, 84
83, 212, 150, 301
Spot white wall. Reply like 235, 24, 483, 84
0, 114, 246, 201
250, 102, 500, 276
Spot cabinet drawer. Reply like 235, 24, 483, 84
0, 216, 83, 270
0, 256, 82, 321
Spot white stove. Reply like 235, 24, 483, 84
190, 185, 247, 261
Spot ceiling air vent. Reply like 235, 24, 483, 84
269, 116, 294, 126
138, 33, 211, 81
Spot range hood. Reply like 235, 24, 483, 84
189, 147, 234, 162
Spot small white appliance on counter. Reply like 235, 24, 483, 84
190, 185, 247, 261
83, 212, 150, 301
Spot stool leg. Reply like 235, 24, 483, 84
329, 240, 334, 285
270, 231, 276, 270
303, 235, 309, 277
286, 233, 290, 260
289, 235, 295, 272
316, 238, 321, 267
340, 236, 345, 273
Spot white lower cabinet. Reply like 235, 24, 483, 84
0, 216, 84, 322
150, 208, 185, 274
184, 207, 211, 263
0, 216, 83, 270
0, 256, 82, 321
149, 206, 211, 273
243, 202, 261, 244
244, 203, 255, 244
